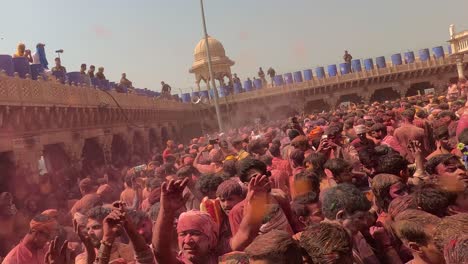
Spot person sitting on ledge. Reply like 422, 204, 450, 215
51, 57, 66, 81
13, 43, 33, 63
95, 67, 106, 80
120, 73, 133, 88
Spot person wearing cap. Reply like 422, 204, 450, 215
350, 124, 375, 152
2, 214, 58, 264
32, 43, 48, 69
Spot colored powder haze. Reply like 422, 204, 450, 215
1, 0, 467, 93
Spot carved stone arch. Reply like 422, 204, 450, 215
405, 81, 431, 97
337, 93, 364, 106
43, 143, 71, 173
305, 99, 330, 113
111, 134, 129, 165
81, 137, 105, 176
370, 87, 401, 103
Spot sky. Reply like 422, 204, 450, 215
1, 0, 468, 94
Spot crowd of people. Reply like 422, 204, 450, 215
9, 43, 180, 98
2, 51, 468, 263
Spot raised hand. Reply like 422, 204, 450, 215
44, 237, 71, 264
102, 210, 125, 242
160, 178, 189, 212
407, 140, 422, 156
369, 226, 392, 247
245, 175, 270, 222
73, 219, 95, 262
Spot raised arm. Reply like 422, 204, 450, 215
152, 179, 188, 264
230, 175, 270, 251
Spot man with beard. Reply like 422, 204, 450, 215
153, 178, 220, 264
2, 213, 58, 264
74, 206, 134, 264
127, 210, 153, 245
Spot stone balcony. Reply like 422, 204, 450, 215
0, 73, 202, 172
215, 56, 461, 105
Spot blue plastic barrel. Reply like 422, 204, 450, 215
244, 80, 253, 91
404, 52, 415, 64
12, 57, 31, 78
303, 69, 313, 81
181, 93, 191, 103
284, 73, 293, 84
339, 63, 350, 75
192, 91, 200, 99
234, 83, 243, 94
351, 59, 362, 72
316, 67, 325, 79
447, 45, 452, 55
253, 78, 263, 89
0, 55, 14, 76
101, 79, 110, 90
200, 90, 209, 99
376, 56, 386, 68
364, 59, 374, 71
30, 64, 44, 80
274, 75, 284, 86
327, 65, 337, 77
293, 71, 303, 82
432, 46, 444, 59
391, 54, 402, 66
419, 49, 430, 61
66, 72, 82, 85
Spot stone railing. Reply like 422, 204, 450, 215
0, 72, 192, 111
218, 56, 456, 104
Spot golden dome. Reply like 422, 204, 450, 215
190, 35, 234, 74
193, 36, 226, 61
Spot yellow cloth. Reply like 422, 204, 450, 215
14, 43, 26, 58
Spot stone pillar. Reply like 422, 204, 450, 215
63, 137, 85, 170
97, 134, 113, 165
455, 55, 466, 80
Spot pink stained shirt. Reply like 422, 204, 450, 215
381, 135, 404, 154
2, 239, 48, 264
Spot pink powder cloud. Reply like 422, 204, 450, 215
238, 31, 250, 41
292, 40, 307, 59
92, 25, 112, 38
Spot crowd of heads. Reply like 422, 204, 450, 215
1, 78, 468, 264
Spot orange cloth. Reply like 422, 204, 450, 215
307, 126, 324, 141
200, 197, 224, 228
29, 216, 57, 234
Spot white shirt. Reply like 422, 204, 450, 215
32, 52, 40, 65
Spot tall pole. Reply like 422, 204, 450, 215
200, 0, 223, 132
